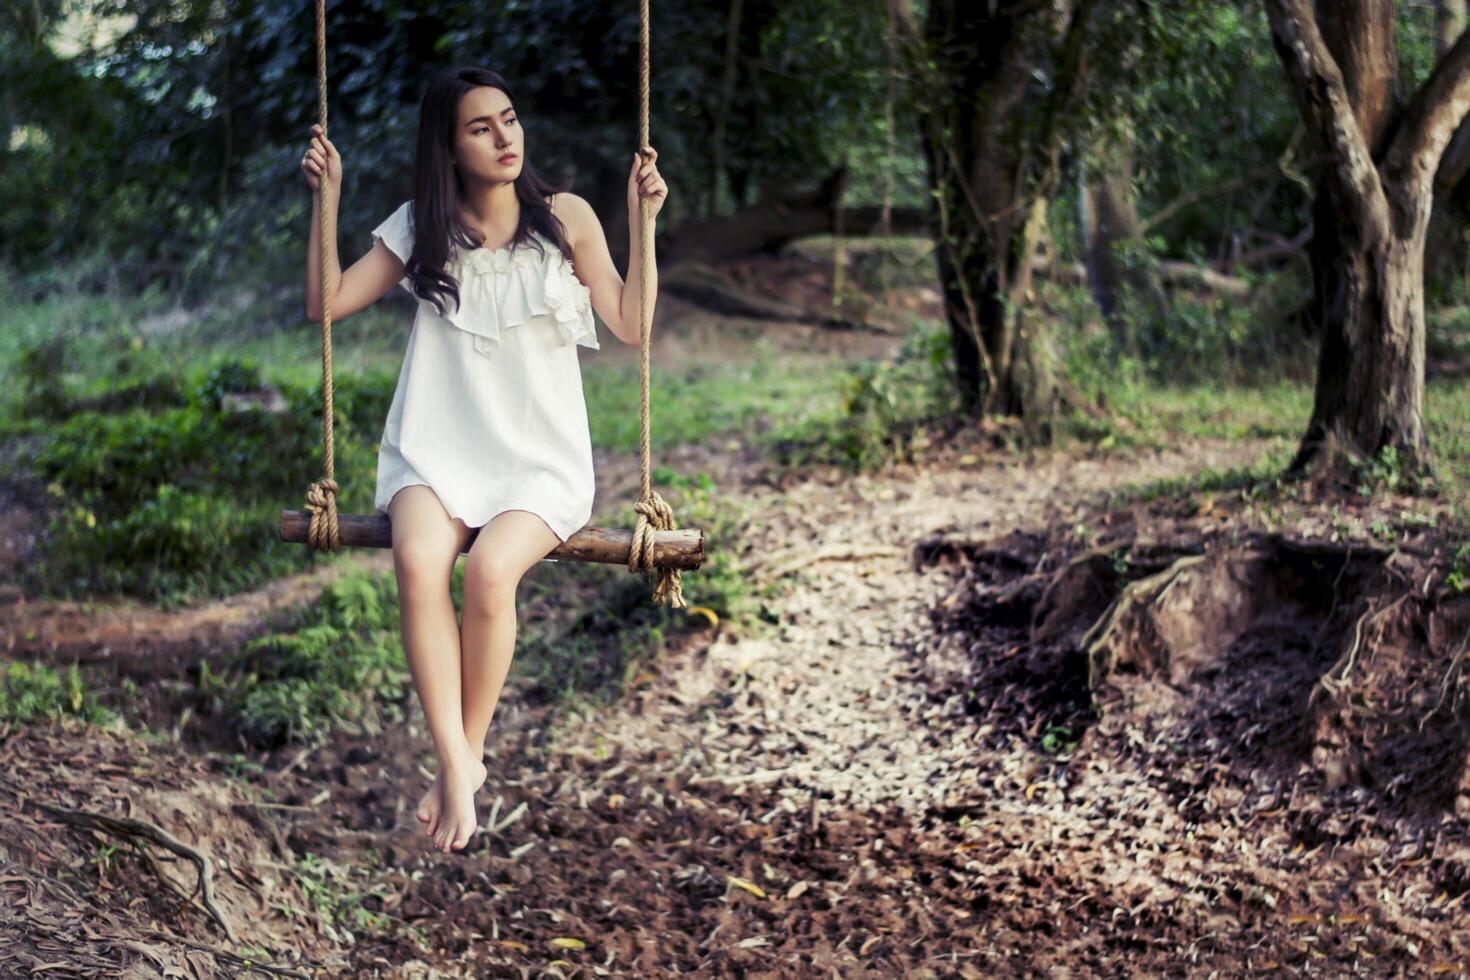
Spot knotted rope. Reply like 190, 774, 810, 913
625, 0, 686, 608
303, 0, 341, 554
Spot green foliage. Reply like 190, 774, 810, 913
292, 851, 390, 939
14, 332, 392, 606
216, 574, 408, 748
1106, 270, 1313, 385
768, 320, 958, 471
1349, 444, 1434, 497
0, 660, 116, 726
4, 0, 917, 302
1447, 544, 1470, 594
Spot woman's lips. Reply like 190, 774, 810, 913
498, 154, 517, 164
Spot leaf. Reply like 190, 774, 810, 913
727, 875, 767, 899
687, 606, 720, 628
549, 937, 586, 950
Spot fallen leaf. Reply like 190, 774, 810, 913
727, 875, 767, 899
687, 606, 720, 628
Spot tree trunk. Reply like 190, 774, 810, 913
708, 0, 744, 218
1265, 0, 1470, 476
1080, 124, 1166, 347
888, 0, 1089, 418
1298, 190, 1429, 466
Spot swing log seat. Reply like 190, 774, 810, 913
278, 509, 704, 569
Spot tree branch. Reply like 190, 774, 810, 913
1138, 154, 1325, 235
1262, 0, 1387, 226
1386, 25, 1470, 200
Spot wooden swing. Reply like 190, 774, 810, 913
279, 0, 700, 607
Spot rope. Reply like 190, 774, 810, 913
303, 0, 341, 553
626, 0, 686, 608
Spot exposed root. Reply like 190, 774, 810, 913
25, 799, 237, 944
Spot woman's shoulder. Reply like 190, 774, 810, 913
548, 192, 595, 248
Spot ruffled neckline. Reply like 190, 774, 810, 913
432, 231, 598, 357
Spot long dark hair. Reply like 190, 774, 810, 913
403, 66, 574, 319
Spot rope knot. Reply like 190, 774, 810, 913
628, 489, 686, 608
304, 477, 341, 553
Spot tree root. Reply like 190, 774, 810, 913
25, 798, 237, 944
1079, 554, 1210, 696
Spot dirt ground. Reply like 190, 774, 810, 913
3, 261, 1470, 977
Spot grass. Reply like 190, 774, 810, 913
0, 660, 118, 726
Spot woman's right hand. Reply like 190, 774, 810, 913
301, 123, 342, 194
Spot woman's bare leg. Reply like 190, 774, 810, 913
459, 510, 562, 761
388, 486, 485, 852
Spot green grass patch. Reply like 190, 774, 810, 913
580, 336, 853, 455
199, 573, 410, 748
6, 331, 391, 607
0, 660, 118, 726
760, 319, 960, 471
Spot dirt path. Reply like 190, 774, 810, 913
7, 434, 1469, 976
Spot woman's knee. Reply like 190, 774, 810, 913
393, 539, 459, 593
462, 554, 519, 612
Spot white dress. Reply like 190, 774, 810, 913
368, 199, 600, 544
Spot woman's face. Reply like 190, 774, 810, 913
453, 85, 523, 186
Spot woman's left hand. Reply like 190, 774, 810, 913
628, 146, 667, 221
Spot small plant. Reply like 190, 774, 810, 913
1448, 543, 1470, 593
0, 660, 116, 726
1040, 724, 1077, 754
1354, 444, 1406, 495
768, 320, 959, 471
216, 573, 410, 747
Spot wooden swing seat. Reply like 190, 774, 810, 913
278, 510, 704, 569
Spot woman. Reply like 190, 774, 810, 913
302, 65, 667, 853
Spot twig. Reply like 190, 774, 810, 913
26, 799, 237, 943
1420, 616, 1470, 732
753, 543, 907, 581
146, 929, 313, 978
275, 743, 321, 778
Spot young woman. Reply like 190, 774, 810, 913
301, 65, 667, 853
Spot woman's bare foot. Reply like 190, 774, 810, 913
417, 744, 485, 835
416, 779, 442, 830
432, 753, 488, 853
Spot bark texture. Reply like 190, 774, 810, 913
1265, 0, 1470, 474
888, 0, 1089, 417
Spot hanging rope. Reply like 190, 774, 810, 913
625, 0, 686, 608
302, 0, 342, 554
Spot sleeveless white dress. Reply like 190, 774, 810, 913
368, 199, 600, 544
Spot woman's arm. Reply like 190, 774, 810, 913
303, 194, 406, 324
302, 125, 405, 324
556, 192, 642, 346
557, 147, 668, 346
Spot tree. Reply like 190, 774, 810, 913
884, 0, 1096, 417
1264, 0, 1470, 476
